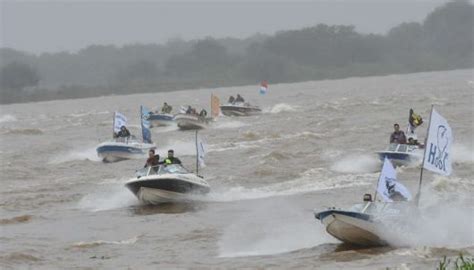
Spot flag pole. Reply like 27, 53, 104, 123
195, 130, 199, 175
112, 112, 116, 138
415, 105, 434, 206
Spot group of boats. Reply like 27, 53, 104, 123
96, 94, 262, 204
96, 96, 454, 248
315, 107, 454, 247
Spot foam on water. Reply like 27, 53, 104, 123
71, 235, 140, 248
49, 146, 101, 164
266, 103, 298, 114
77, 179, 137, 212
0, 114, 17, 123
204, 168, 374, 202
330, 154, 381, 173
452, 143, 474, 164
212, 119, 247, 129
218, 200, 337, 257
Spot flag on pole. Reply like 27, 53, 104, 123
259, 80, 269, 95
211, 94, 221, 118
377, 157, 412, 202
113, 112, 127, 133
140, 106, 152, 144
407, 108, 423, 138
197, 134, 206, 168
422, 108, 453, 176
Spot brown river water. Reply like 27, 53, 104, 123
1, 69, 473, 269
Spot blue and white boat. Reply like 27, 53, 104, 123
96, 107, 156, 163
316, 107, 453, 247
148, 113, 175, 127
376, 143, 423, 167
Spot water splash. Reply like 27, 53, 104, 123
71, 235, 140, 248
452, 143, 474, 164
218, 200, 336, 257
77, 180, 137, 212
0, 114, 17, 123
330, 154, 380, 173
266, 103, 298, 114
49, 146, 101, 164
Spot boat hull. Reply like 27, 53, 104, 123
148, 113, 175, 127
376, 151, 421, 167
316, 210, 387, 246
96, 142, 155, 163
174, 114, 208, 130
220, 105, 261, 116
125, 175, 210, 204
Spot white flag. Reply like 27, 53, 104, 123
423, 108, 453, 176
197, 135, 206, 168
377, 157, 412, 202
113, 112, 127, 133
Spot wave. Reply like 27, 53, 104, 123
71, 235, 140, 249
2, 128, 43, 135
0, 114, 17, 123
212, 119, 247, 129
0, 215, 33, 225
218, 200, 337, 257
203, 168, 374, 202
77, 180, 138, 212
452, 143, 474, 164
266, 103, 298, 114
330, 154, 381, 173
49, 146, 101, 164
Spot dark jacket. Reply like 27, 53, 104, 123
164, 156, 182, 165
116, 128, 131, 138
145, 155, 160, 168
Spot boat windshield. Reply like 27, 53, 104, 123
136, 164, 190, 177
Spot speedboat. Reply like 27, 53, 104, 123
219, 102, 261, 116
376, 143, 423, 167
125, 164, 211, 204
148, 113, 175, 127
96, 137, 155, 163
174, 114, 209, 130
96, 106, 155, 162
315, 200, 415, 246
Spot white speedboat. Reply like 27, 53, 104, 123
125, 164, 210, 204
174, 114, 209, 130
315, 200, 415, 246
219, 102, 261, 116
96, 106, 155, 162
96, 137, 155, 163
148, 113, 175, 127
376, 143, 423, 167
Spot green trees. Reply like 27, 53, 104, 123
0, 62, 40, 90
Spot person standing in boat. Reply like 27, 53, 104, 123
235, 94, 245, 103
164, 149, 182, 165
199, 109, 207, 118
161, 102, 173, 114
390, 123, 407, 144
144, 149, 160, 168
114, 125, 131, 140
228, 96, 235, 104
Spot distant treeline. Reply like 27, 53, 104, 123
1, 0, 473, 104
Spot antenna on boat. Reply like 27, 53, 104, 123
112, 112, 116, 139
415, 104, 434, 206
195, 130, 199, 175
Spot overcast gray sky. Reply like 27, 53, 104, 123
1, 0, 449, 54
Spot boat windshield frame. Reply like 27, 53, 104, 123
136, 164, 190, 177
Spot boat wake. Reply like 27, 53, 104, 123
266, 103, 298, 114
0, 114, 17, 123
452, 143, 474, 164
329, 153, 380, 173
212, 119, 247, 129
218, 200, 336, 257
77, 180, 138, 212
71, 235, 140, 249
49, 146, 101, 164
203, 168, 374, 202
